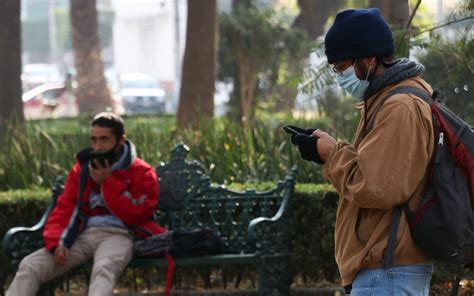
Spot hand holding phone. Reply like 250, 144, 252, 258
89, 152, 109, 169
282, 124, 324, 164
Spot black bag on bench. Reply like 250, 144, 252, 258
134, 227, 223, 258
170, 227, 223, 258
134, 228, 224, 296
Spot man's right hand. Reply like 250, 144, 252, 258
284, 125, 325, 164
54, 246, 69, 265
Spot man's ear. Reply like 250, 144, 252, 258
119, 134, 126, 145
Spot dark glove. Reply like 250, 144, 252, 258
283, 125, 325, 164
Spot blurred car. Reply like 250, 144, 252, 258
22, 82, 76, 119
21, 64, 61, 91
118, 73, 166, 114
22, 82, 123, 120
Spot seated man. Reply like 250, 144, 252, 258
7, 112, 166, 296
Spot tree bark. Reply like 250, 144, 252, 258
238, 50, 257, 128
293, 0, 346, 40
293, 0, 323, 40
70, 0, 112, 114
370, 0, 410, 30
0, 0, 24, 136
177, 0, 217, 129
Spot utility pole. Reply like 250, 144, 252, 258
48, 0, 58, 65
173, 0, 182, 113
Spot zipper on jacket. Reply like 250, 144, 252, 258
435, 132, 444, 164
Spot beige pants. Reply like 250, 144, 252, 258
6, 227, 133, 296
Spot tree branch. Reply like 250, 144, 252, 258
414, 15, 474, 36
405, 0, 422, 30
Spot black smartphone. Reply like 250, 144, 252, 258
89, 151, 108, 169
283, 125, 299, 135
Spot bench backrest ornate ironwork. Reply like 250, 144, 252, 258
155, 143, 296, 254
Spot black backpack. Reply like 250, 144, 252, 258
170, 227, 224, 258
368, 86, 474, 268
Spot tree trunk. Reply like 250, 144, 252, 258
70, 0, 112, 114
238, 50, 257, 129
293, 0, 346, 40
293, 0, 323, 40
370, 0, 410, 30
177, 0, 217, 129
0, 0, 24, 135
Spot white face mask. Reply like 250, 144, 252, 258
336, 63, 372, 99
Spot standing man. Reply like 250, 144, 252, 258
7, 112, 166, 296
289, 8, 435, 295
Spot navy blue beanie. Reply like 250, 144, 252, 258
324, 8, 395, 64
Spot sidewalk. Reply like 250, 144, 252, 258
113, 288, 345, 296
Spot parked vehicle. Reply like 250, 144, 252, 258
21, 64, 62, 91
22, 82, 73, 119
22, 83, 123, 119
118, 73, 166, 114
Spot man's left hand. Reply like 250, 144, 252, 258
313, 130, 337, 162
89, 160, 112, 185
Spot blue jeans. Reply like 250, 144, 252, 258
350, 264, 433, 296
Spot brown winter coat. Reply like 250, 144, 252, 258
323, 76, 435, 285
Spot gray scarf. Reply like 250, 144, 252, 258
363, 58, 425, 100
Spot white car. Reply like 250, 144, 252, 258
119, 73, 166, 114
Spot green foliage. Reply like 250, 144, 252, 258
218, 5, 313, 118
169, 115, 326, 185
0, 115, 328, 190
417, 33, 474, 125
0, 188, 51, 290
290, 188, 339, 283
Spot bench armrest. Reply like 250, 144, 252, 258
2, 177, 63, 268
247, 166, 297, 255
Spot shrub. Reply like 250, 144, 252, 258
0, 115, 330, 190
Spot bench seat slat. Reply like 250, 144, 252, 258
129, 254, 257, 267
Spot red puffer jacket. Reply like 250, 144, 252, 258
43, 140, 166, 251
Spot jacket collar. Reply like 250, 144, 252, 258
76, 139, 137, 170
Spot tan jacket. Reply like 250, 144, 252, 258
323, 77, 435, 286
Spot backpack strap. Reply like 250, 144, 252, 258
365, 86, 434, 135
165, 254, 175, 296
382, 205, 403, 269
374, 86, 433, 269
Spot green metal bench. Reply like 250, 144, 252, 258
3, 143, 297, 295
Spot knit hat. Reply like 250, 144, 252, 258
324, 8, 395, 64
